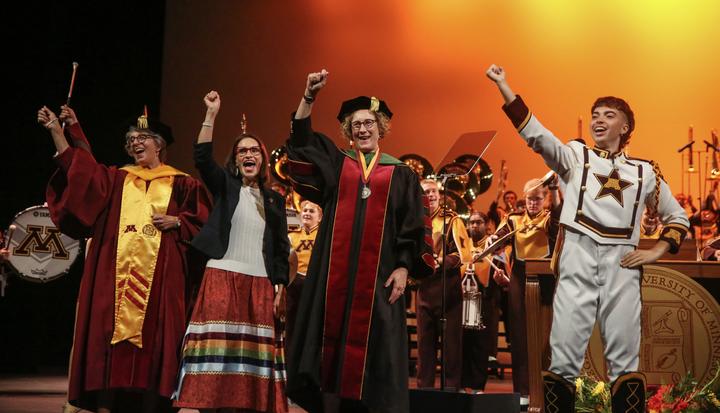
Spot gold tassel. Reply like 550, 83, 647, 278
137, 105, 149, 129
649, 160, 663, 216
369, 96, 380, 112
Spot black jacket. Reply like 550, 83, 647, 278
191, 142, 289, 286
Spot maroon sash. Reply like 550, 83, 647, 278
321, 157, 394, 399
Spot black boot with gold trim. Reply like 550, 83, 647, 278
610, 372, 646, 413
542, 371, 575, 413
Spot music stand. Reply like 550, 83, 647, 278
432, 131, 496, 390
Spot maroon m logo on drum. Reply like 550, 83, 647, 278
13, 225, 70, 259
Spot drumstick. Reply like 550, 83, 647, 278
4, 224, 16, 249
62, 62, 79, 129
484, 256, 510, 285
67, 62, 79, 105
483, 256, 502, 272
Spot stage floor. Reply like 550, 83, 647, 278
0, 375, 516, 412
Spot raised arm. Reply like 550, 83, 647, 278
198, 91, 220, 143
294, 69, 328, 120
37, 106, 69, 155
57, 105, 93, 153
194, 91, 225, 195
485, 64, 578, 178
286, 70, 345, 199
486, 64, 517, 105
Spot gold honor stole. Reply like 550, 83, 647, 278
112, 164, 188, 347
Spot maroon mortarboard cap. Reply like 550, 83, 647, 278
336, 96, 393, 123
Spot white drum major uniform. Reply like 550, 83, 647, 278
487, 64, 690, 412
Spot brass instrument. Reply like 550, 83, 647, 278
497, 160, 508, 197
270, 146, 292, 186
400, 153, 492, 212
454, 154, 493, 202
437, 162, 479, 205
399, 154, 435, 179
269, 146, 302, 212
439, 189, 471, 220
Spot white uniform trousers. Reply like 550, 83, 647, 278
549, 228, 641, 382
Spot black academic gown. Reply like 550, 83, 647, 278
285, 115, 433, 413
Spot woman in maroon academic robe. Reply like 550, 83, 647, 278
38, 104, 211, 413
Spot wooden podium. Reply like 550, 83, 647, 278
523, 257, 720, 413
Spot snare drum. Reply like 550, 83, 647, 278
6, 205, 80, 283
461, 268, 485, 330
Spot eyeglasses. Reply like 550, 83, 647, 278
350, 119, 376, 130
235, 146, 262, 156
126, 134, 153, 145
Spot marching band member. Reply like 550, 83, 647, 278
486, 64, 689, 413
286, 200, 322, 359
415, 179, 472, 390
460, 211, 500, 394
487, 177, 561, 407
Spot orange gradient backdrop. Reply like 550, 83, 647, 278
162, 0, 720, 211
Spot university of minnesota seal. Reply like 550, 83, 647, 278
582, 265, 720, 386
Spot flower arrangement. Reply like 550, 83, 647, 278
646, 368, 720, 413
574, 366, 720, 413
575, 375, 611, 413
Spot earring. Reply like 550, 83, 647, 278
235, 165, 240, 176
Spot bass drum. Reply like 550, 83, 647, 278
6, 205, 80, 283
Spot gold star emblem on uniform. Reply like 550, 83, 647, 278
664, 228, 682, 244
593, 168, 633, 206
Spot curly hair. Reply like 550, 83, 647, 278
592, 96, 635, 149
340, 111, 391, 141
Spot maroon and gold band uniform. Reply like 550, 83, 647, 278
460, 235, 506, 390
415, 208, 472, 389
286, 224, 318, 354
493, 206, 560, 396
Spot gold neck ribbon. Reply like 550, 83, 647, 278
111, 164, 187, 347
357, 150, 380, 183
